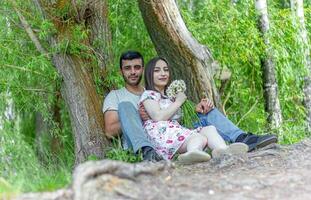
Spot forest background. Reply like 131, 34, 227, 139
0, 0, 311, 195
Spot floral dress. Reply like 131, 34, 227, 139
139, 90, 202, 160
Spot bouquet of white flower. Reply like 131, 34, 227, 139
166, 80, 201, 128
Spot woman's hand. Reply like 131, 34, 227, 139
195, 98, 214, 114
175, 92, 187, 105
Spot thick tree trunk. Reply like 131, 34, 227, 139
291, 0, 311, 132
138, 0, 222, 108
255, 0, 283, 129
51, 52, 108, 164
32, 0, 111, 164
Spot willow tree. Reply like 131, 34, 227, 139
291, 0, 311, 132
138, 0, 222, 108
11, 0, 112, 164
255, 0, 283, 129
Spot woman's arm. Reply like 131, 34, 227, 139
143, 92, 186, 121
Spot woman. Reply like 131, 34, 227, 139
139, 57, 248, 164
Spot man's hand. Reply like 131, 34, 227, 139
139, 103, 151, 121
195, 98, 214, 114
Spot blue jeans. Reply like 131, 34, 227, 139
118, 102, 154, 153
193, 108, 244, 142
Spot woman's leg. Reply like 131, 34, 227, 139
178, 133, 210, 164
199, 125, 248, 158
178, 133, 207, 153
199, 126, 227, 150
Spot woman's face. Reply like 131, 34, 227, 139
153, 59, 170, 91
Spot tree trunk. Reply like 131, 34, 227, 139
51, 89, 63, 156
255, 0, 283, 129
35, 112, 49, 162
84, 0, 113, 72
138, 0, 222, 109
291, 0, 311, 132
30, 0, 111, 164
51, 53, 107, 164
0, 90, 15, 130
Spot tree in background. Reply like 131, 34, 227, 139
254, 0, 283, 129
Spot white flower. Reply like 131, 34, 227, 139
166, 80, 186, 98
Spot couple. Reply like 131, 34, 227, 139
103, 50, 278, 163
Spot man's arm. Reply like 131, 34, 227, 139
104, 110, 121, 138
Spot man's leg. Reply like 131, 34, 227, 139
118, 102, 153, 152
118, 102, 162, 161
193, 108, 244, 143
193, 108, 278, 151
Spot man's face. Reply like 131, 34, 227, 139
120, 58, 143, 86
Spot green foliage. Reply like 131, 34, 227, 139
0, 123, 73, 193
181, 100, 201, 128
179, 0, 311, 143
54, 25, 91, 57
51, 1, 71, 21
268, 6, 308, 142
105, 138, 142, 163
38, 20, 57, 40
180, 0, 266, 132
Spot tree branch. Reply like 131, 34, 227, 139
10, 1, 49, 58
2, 64, 52, 78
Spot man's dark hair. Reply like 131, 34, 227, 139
119, 50, 144, 69
144, 57, 171, 94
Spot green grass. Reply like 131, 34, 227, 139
0, 125, 73, 195
105, 138, 142, 163
0, 127, 143, 195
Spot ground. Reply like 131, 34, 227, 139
8, 138, 311, 200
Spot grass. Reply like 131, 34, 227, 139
105, 137, 142, 163
0, 128, 143, 195
0, 125, 73, 195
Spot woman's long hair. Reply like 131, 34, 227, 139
144, 57, 171, 95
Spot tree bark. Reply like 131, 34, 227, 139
138, 0, 222, 109
255, 0, 283, 129
51, 89, 63, 156
84, 0, 113, 72
51, 53, 107, 164
291, 0, 311, 132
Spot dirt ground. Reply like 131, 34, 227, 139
10, 138, 311, 200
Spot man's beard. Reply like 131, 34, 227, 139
123, 74, 142, 86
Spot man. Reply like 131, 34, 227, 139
103, 50, 277, 161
